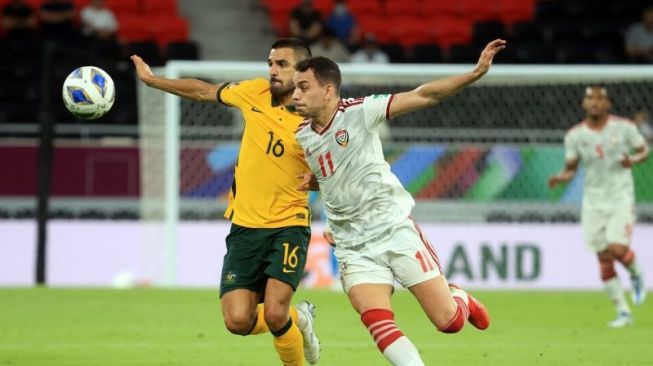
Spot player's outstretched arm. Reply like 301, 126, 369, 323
389, 39, 506, 118
130, 55, 222, 103
548, 159, 579, 188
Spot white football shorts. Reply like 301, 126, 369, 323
336, 218, 443, 293
581, 204, 635, 252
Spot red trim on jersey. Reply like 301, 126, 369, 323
295, 119, 311, 133
386, 94, 395, 120
311, 107, 339, 135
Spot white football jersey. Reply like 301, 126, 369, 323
295, 94, 414, 248
564, 115, 646, 209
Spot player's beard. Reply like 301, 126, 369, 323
270, 79, 294, 98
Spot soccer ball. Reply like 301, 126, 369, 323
62, 66, 115, 120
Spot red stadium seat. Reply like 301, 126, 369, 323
346, 0, 381, 18
105, 0, 139, 17
117, 15, 153, 42
151, 16, 189, 46
497, 0, 535, 26
73, 0, 92, 9
357, 15, 393, 44
383, 0, 420, 18
142, 0, 178, 16
421, 1, 461, 18
262, 0, 300, 13
431, 16, 473, 49
389, 17, 433, 48
460, 0, 498, 22
269, 8, 292, 37
313, 0, 334, 17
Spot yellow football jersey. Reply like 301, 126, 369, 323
218, 78, 310, 228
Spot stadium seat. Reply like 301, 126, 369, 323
411, 44, 443, 63
472, 20, 505, 43
510, 40, 557, 63
268, 8, 292, 37
460, 0, 498, 22
421, 1, 461, 18
347, 0, 382, 18
105, 0, 139, 17
543, 19, 583, 42
126, 41, 162, 66
142, 0, 178, 16
557, 41, 599, 64
509, 20, 544, 41
388, 17, 433, 48
496, 0, 535, 25
534, 0, 567, 20
117, 15, 154, 42
166, 41, 200, 60
448, 43, 483, 63
431, 16, 473, 49
312, 0, 334, 16
357, 16, 393, 44
383, 0, 420, 17
150, 16, 189, 46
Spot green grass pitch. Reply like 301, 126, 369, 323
1, 288, 651, 365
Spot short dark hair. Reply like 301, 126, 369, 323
295, 56, 342, 91
270, 38, 312, 61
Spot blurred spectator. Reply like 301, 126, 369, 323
310, 28, 350, 63
625, 5, 653, 63
39, 0, 76, 39
1, 0, 37, 39
325, 0, 360, 48
81, 0, 117, 40
350, 34, 389, 64
632, 110, 653, 144
289, 0, 323, 44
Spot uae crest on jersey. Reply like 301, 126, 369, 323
335, 129, 349, 147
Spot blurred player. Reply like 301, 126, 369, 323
131, 39, 320, 365
293, 39, 506, 365
549, 86, 649, 328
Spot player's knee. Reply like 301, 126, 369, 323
223, 313, 255, 336
599, 258, 617, 281
263, 305, 289, 331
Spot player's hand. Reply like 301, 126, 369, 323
474, 39, 506, 77
548, 175, 561, 188
621, 153, 633, 168
323, 230, 335, 247
297, 172, 319, 191
130, 55, 155, 85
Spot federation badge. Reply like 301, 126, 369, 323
335, 129, 349, 147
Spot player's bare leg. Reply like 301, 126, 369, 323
607, 243, 646, 306
221, 289, 260, 335
409, 276, 490, 333
598, 250, 633, 328
348, 283, 425, 366
265, 278, 305, 365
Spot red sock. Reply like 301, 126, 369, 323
439, 297, 468, 333
361, 309, 404, 353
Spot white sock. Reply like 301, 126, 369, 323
382, 336, 425, 366
627, 260, 643, 278
604, 277, 631, 314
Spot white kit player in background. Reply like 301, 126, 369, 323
293, 39, 506, 366
549, 86, 650, 328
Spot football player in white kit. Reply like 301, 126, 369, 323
293, 39, 506, 366
549, 86, 649, 328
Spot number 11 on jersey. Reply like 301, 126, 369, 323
317, 152, 334, 178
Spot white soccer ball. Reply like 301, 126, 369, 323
62, 66, 115, 120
